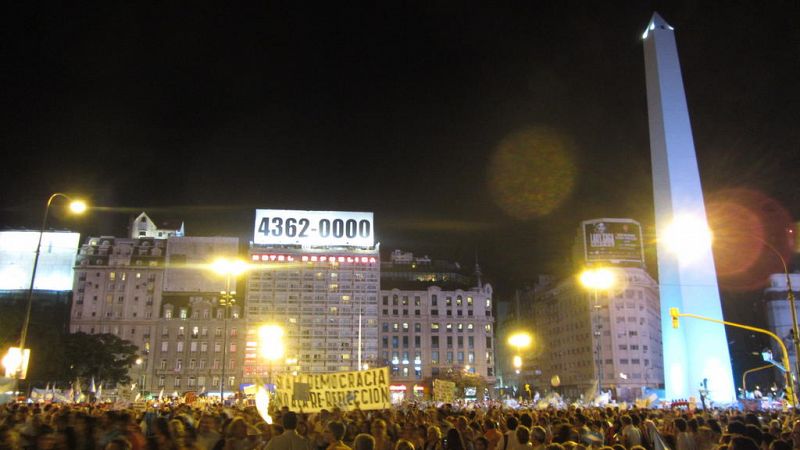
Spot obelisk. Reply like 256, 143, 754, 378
643, 12, 736, 403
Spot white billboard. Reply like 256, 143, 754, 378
254, 210, 374, 247
0, 231, 81, 291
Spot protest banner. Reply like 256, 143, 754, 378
433, 379, 456, 403
272, 367, 390, 412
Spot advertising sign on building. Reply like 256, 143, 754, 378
271, 367, 390, 412
582, 219, 644, 265
0, 231, 80, 291
253, 210, 374, 247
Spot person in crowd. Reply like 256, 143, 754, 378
265, 412, 311, 450
445, 429, 467, 450
354, 434, 376, 450
425, 426, 444, 450
325, 422, 351, 450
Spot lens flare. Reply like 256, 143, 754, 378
706, 188, 794, 291
488, 127, 576, 220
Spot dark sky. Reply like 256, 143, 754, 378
2, 2, 799, 301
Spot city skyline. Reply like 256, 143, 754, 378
2, 3, 797, 296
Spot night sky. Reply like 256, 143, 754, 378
2, 2, 799, 310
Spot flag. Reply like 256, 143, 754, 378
97, 383, 103, 400
158, 388, 164, 402
90, 377, 96, 393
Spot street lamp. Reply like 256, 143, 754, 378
748, 236, 800, 390
16, 193, 87, 391
579, 267, 617, 396
257, 324, 285, 387
508, 331, 532, 397
210, 257, 248, 400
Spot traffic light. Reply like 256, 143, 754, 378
670, 307, 680, 328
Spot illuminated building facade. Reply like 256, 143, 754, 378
526, 268, 663, 401
378, 283, 496, 400
243, 248, 380, 380
69, 218, 241, 395
763, 273, 800, 374
243, 209, 380, 381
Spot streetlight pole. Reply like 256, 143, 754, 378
219, 274, 234, 401
210, 257, 247, 403
15, 193, 86, 395
579, 268, 615, 400
753, 237, 800, 388
592, 289, 603, 396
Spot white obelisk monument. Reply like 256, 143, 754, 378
643, 12, 736, 403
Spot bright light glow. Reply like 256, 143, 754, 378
508, 332, 532, 350
579, 267, 616, 290
513, 355, 522, 369
258, 324, 285, 361
662, 215, 713, 263
210, 258, 249, 276
135, 358, 143, 365
3, 347, 30, 378
255, 385, 273, 424
69, 200, 88, 214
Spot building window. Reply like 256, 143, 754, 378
414, 323, 421, 332
161, 342, 168, 352
431, 323, 439, 331
431, 295, 438, 306
431, 351, 439, 364
431, 336, 439, 347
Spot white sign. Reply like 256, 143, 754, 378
0, 232, 81, 291
254, 210, 374, 247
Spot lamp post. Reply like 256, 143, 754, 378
14, 193, 86, 394
748, 236, 800, 388
579, 268, 616, 397
508, 332, 532, 397
210, 258, 248, 401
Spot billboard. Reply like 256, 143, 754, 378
254, 209, 374, 247
0, 231, 81, 291
582, 219, 644, 265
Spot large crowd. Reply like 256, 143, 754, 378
0, 401, 797, 450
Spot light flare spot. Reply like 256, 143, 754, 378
488, 127, 576, 220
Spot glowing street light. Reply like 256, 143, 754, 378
258, 324, 285, 362
507, 332, 532, 350
661, 214, 713, 263
578, 267, 616, 290
258, 324, 285, 386
17, 193, 87, 390
579, 267, 617, 396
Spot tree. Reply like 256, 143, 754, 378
440, 366, 489, 400
61, 333, 139, 386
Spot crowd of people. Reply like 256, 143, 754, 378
0, 400, 797, 450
